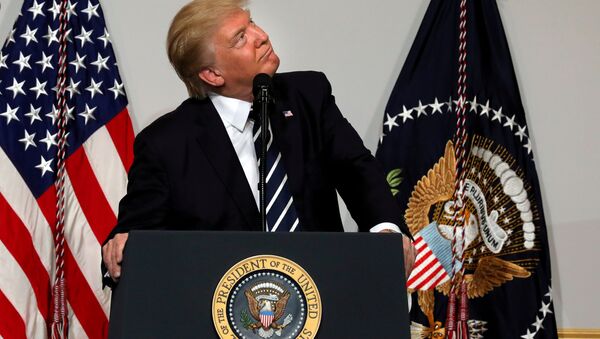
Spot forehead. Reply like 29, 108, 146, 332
215, 8, 251, 40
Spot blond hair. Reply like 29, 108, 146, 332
167, 0, 247, 98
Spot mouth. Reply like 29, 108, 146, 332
260, 45, 273, 61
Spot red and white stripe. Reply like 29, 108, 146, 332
406, 235, 450, 291
260, 313, 274, 328
0, 108, 134, 339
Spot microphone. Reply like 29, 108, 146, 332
252, 73, 272, 103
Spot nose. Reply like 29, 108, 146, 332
251, 24, 269, 47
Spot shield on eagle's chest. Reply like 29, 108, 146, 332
260, 310, 275, 328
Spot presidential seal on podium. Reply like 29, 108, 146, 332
213, 255, 322, 339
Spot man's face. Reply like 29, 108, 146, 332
210, 9, 280, 100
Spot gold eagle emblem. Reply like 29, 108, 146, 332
405, 140, 531, 337
244, 286, 291, 331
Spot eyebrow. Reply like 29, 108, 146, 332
227, 11, 252, 46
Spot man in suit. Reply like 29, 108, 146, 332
102, 0, 415, 284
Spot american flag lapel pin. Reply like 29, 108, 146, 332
283, 110, 294, 118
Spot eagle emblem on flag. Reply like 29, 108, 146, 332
405, 139, 536, 336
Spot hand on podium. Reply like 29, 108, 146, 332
102, 233, 129, 282
402, 235, 416, 280
379, 229, 416, 280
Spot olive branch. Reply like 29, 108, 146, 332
240, 310, 253, 328
386, 168, 403, 196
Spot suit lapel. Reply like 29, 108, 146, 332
270, 80, 304, 198
193, 99, 259, 229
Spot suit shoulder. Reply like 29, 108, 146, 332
137, 97, 208, 141
275, 71, 329, 89
274, 71, 332, 100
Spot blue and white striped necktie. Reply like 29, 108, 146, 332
251, 111, 300, 232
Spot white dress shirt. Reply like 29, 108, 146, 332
208, 92, 401, 234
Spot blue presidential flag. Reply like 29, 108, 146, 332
376, 0, 558, 338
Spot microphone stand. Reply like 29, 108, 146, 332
258, 86, 269, 233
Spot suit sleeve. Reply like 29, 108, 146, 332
104, 129, 170, 243
316, 73, 411, 236
101, 129, 171, 287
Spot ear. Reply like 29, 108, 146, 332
198, 67, 225, 87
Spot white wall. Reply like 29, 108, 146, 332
1, 0, 598, 329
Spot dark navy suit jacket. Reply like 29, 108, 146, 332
106, 71, 408, 240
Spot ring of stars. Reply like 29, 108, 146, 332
380, 96, 534, 156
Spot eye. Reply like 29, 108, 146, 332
233, 31, 247, 48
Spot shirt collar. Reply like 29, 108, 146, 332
208, 92, 252, 132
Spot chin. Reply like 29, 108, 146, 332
264, 55, 280, 76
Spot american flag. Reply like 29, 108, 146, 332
406, 225, 453, 290
0, 0, 133, 338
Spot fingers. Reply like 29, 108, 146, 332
114, 233, 128, 265
102, 233, 129, 282
102, 241, 117, 281
403, 236, 416, 280
376, 230, 416, 281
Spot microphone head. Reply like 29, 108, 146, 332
253, 73, 272, 98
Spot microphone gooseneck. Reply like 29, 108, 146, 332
252, 73, 272, 233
